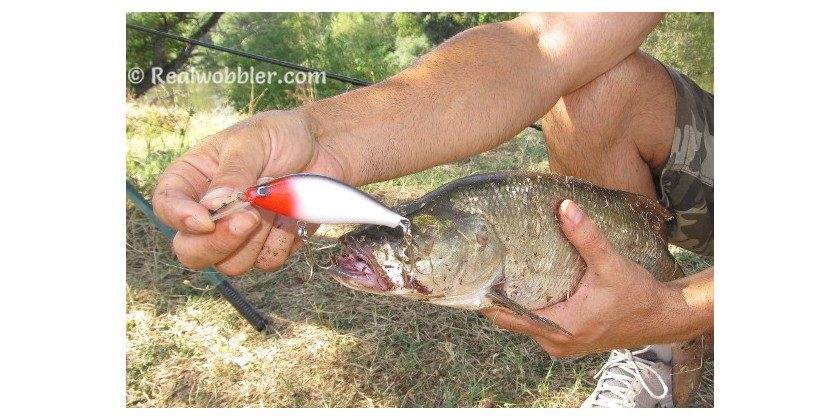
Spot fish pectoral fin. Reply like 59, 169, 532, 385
486, 289, 574, 337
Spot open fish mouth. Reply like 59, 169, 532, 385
328, 237, 394, 291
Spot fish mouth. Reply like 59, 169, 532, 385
328, 237, 394, 292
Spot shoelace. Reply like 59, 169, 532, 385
588, 347, 670, 408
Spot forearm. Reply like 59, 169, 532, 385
657, 267, 714, 342
296, 13, 663, 186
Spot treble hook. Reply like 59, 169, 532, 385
208, 192, 249, 221
297, 221, 333, 281
398, 218, 428, 278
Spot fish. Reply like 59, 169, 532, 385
328, 171, 681, 336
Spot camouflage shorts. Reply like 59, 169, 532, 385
657, 64, 714, 256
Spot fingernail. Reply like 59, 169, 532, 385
185, 215, 214, 233
561, 200, 583, 225
228, 210, 260, 235
201, 188, 236, 208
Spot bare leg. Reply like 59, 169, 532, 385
543, 50, 706, 407
544, 50, 674, 198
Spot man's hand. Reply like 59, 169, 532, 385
151, 110, 346, 276
481, 199, 675, 358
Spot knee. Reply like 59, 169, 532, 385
543, 50, 674, 176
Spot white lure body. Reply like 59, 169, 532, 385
211, 173, 408, 228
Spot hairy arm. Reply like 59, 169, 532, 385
300, 13, 664, 186
658, 268, 714, 342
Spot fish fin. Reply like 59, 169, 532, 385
621, 191, 673, 244
486, 288, 574, 337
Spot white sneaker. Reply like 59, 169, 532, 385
580, 346, 673, 408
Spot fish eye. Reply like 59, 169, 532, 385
256, 185, 268, 196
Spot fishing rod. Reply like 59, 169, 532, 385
126, 180, 269, 332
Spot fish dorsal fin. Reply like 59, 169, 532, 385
621, 192, 673, 244
486, 286, 574, 337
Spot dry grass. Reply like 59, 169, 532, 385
126, 105, 713, 408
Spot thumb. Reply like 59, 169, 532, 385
200, 142, 267, 211
559, 199, 616, 269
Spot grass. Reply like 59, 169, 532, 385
126, 104, 713, 408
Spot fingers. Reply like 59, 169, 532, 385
202, 143, 266, 207
151, 133, 263, 235
152, 158, 217, 234
253, 215, 304, 272
196, 120, 275, 222
172, 207, 263, 272
214, 208, 278, 275
171, 209, 309, 275
558, 199, 617, 270
154, 137, 270, 274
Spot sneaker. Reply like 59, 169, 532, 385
580, 346, 673, 408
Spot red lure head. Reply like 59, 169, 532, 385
241, 178, 299, 218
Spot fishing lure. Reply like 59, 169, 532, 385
209, 173, 416, 279
209, 173, 408, 228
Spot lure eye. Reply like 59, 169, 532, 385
256, 185, 268, 196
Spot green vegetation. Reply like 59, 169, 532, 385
642, 12, 714, 92
126, 12, 713, 112
127, 12, 524, 112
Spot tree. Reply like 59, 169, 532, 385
212, 13, 522, 113
126, 12, 224, 98
642, 13, 714, 92
414, 12, 521, 44
215, 13, 404, 112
